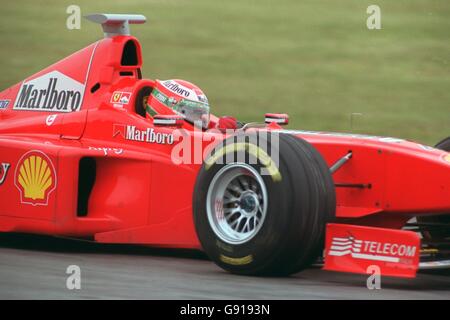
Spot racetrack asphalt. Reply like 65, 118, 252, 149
0, 233, 448, 300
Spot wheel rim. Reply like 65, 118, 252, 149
206, 163, 268, 245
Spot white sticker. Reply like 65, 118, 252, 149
46, 114, 57, 126
14, 71, 85, 113
161, 80, 198, 101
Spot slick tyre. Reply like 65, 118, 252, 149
193, 132, 336, 276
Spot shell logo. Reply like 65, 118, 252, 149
15, 150, 56, 206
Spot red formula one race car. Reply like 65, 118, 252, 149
0, 14, 449, 278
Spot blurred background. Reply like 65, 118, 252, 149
0, 0, 449, 144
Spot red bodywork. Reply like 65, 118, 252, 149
1, 35, 449, 278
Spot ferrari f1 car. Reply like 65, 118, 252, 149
0, 14, 449, 278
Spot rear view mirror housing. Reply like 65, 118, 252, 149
153, 114, 184, 128
265, 113, 289, 125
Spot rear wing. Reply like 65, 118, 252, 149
84, 13, 147, 38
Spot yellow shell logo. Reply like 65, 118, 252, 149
15, 151, 56, 205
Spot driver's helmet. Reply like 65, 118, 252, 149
146, 79, 210, 129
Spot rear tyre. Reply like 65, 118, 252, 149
193, 132, 336, 276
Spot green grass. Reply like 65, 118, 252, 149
1, 0, 449, 144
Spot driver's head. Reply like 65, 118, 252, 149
146, 79, 210, 129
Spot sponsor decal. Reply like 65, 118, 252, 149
328, 236, 417, 263
14, 71, 85, 113
153, 88, 177, 106
14, 150, 56, 206
0, 163, 11, 185
161, 80, 200, 101
110, 91, 131, 105
88, 147, 123, 156
46, 114, 58, 126
113, 124, 174, 145
324, 224, 420, 277
219, 254, 253, 266
0, 99, 10, 109
162, 80, 192, 98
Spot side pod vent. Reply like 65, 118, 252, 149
77, 157, 96, 217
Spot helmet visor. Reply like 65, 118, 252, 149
149, 88, 210, 129
174, 99, 210, 129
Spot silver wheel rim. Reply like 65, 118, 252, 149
206, 163, 268, 245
